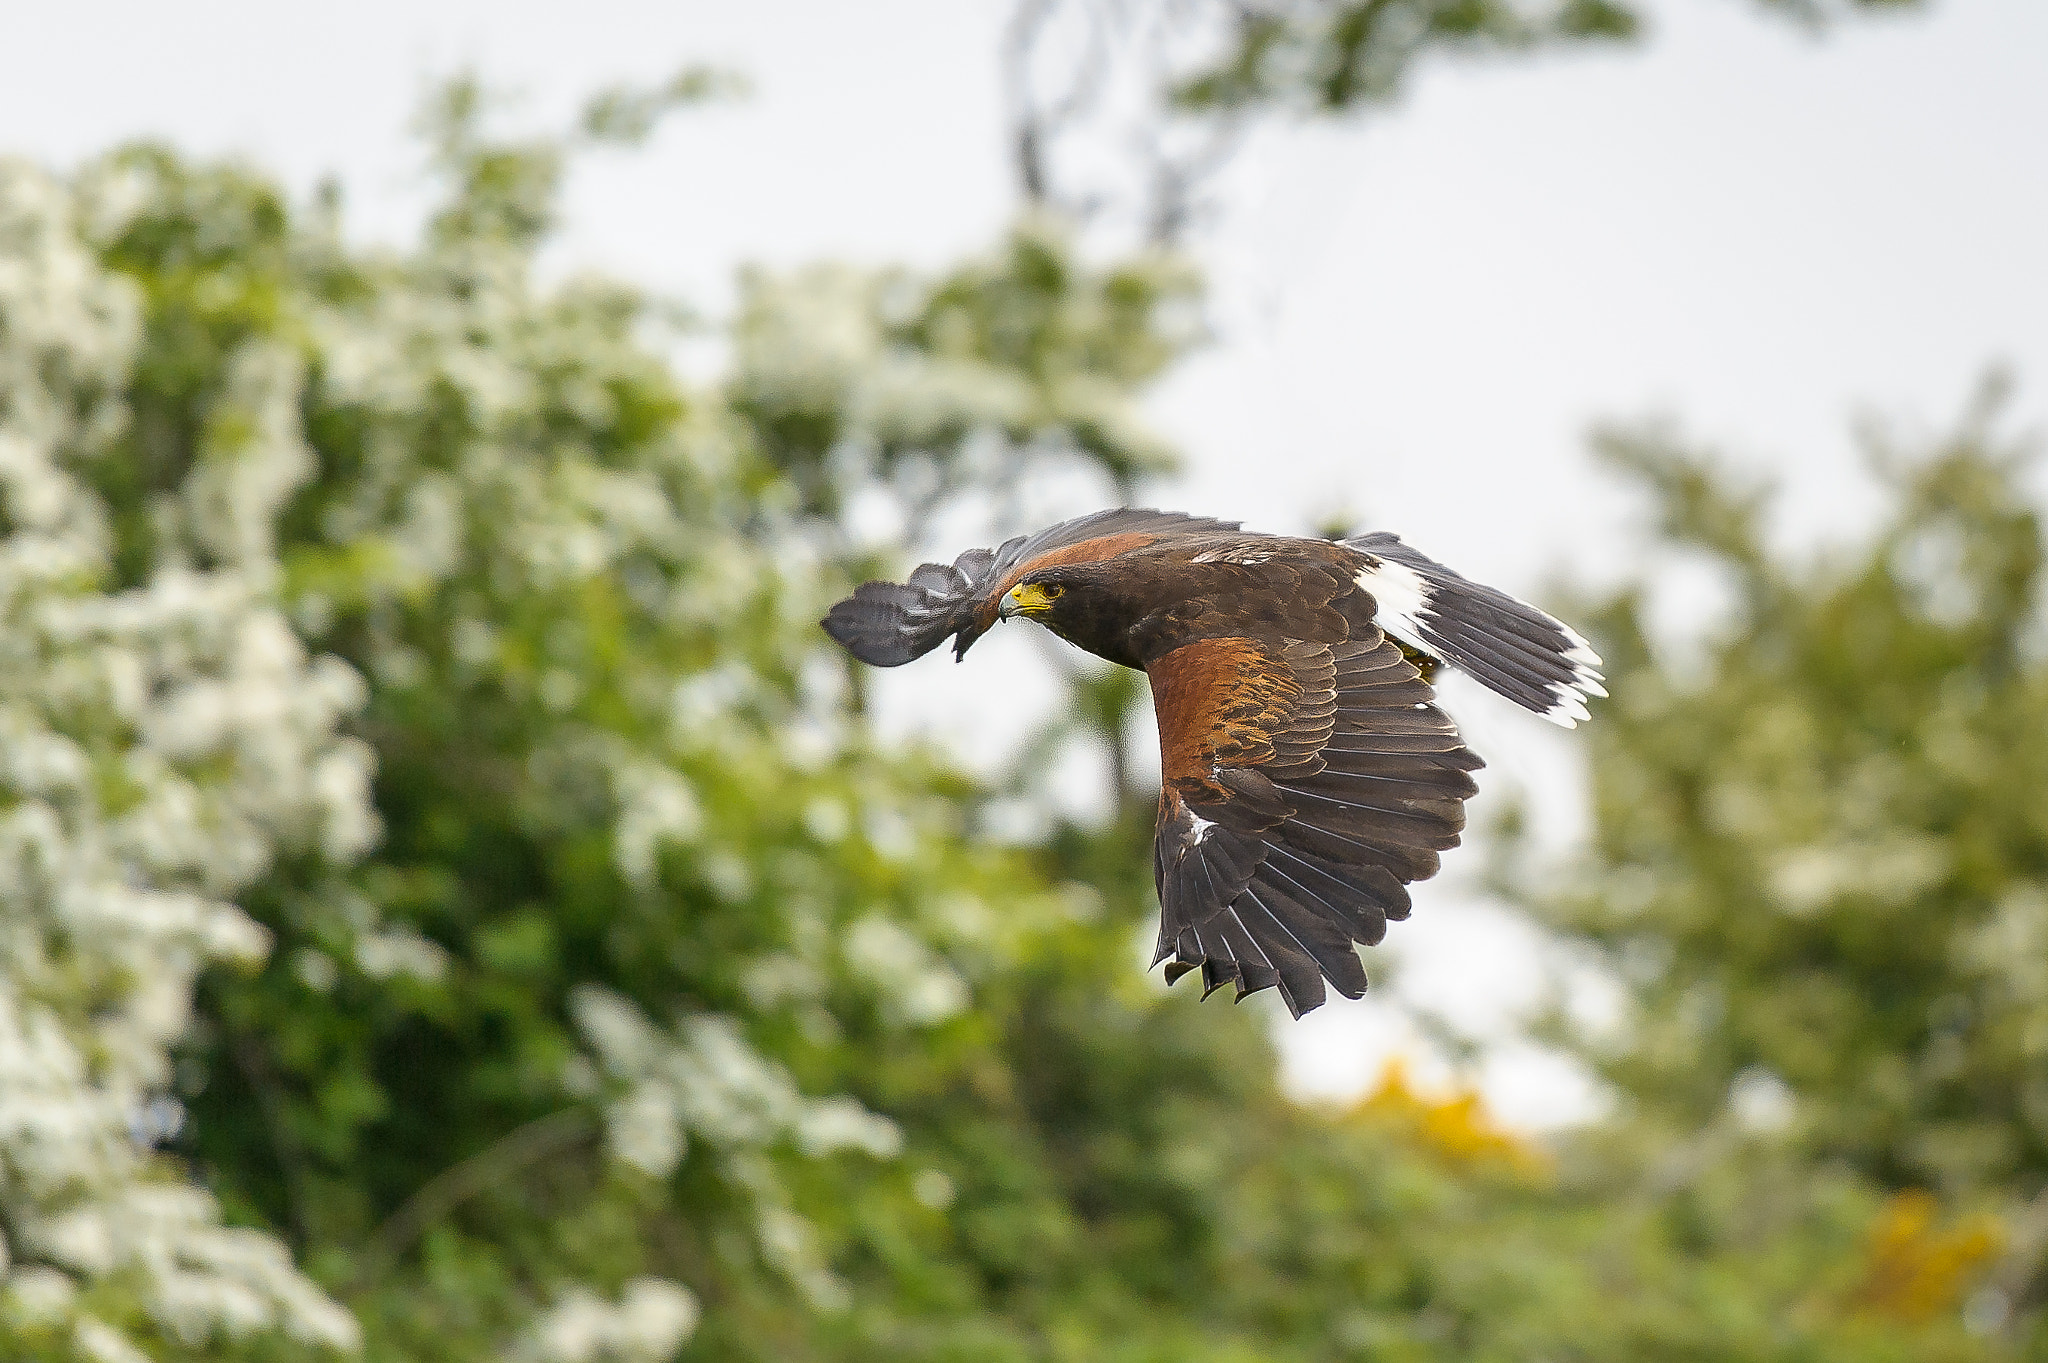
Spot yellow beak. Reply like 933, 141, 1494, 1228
1000, 582, 1059, 620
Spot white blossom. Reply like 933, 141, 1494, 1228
0, 158, 366, 1357
843, 915, 968, 1025
612, 759, 702, 890
517, 1278, 698, 1363
570, 987, 901, 1184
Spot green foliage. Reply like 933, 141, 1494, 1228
582, 67, 750, 147
1175, 0, 1638, 114
1504, 389, 2048, 1352
1173, 0, 1924, 115
729, 216, 1199, 530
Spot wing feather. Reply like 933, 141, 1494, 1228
1146, 629, 1481, 1017
1233, 886, 1330, 1017
1345, 530, 1605, 727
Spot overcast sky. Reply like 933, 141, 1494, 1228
7, 0, 2043, 1125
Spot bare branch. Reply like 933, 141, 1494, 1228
1004, 0, 1115, 212
1137, 111, 1246, 246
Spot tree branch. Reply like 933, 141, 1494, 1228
346, 1106, 598, 1295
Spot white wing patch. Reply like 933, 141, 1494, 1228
1354, 558, 1434, 654
1355, 553, 1606, 729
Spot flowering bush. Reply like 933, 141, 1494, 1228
0, 79, 1200, 1360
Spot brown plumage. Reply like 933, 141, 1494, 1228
823, 509, 1604, 1017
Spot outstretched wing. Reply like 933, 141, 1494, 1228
1147, 630, 1483, 1018
822, 509, 1238, 666
1345, 532, 1606, 727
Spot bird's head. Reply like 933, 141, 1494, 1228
997, 566, 1144, 666
998, 565, 1113, 624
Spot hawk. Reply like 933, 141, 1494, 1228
822, 510, 1602, 1017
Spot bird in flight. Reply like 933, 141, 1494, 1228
822, 510, 1603, 1018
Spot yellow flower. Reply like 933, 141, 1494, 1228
1345, 1058, 1545, 1172
1847, 1190, 2003, 1322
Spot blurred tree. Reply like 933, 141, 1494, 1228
1503, 385, 2048, 1352
992, 0, 1939, 827
0, 150, 370, 1363
0, 74, 1183, 1358
730, 219, 1198, 540
1002, 0, 1930, 249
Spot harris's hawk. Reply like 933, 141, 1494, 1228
823, 510, 1603, 1018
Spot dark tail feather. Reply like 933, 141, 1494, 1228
820, 573, 968, 666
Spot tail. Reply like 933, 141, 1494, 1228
819, 556, 993, 666
1345, 533, 1605, 728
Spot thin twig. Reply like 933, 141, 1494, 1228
1005, 0, 1114, 211
1006, 0, 1065, 203
345, 1106, 598, 1295
1141, 113, 1246, 246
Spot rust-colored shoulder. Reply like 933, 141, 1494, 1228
1147, 636, 1301, 791
969, 531, 1163, 630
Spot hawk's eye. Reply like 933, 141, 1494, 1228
1042, 584, 1064, 599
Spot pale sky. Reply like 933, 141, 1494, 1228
7, 0, 2044, 1126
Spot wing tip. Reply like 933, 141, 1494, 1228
1537, 667, 1611, 726
1154, 939, 1365, 1019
